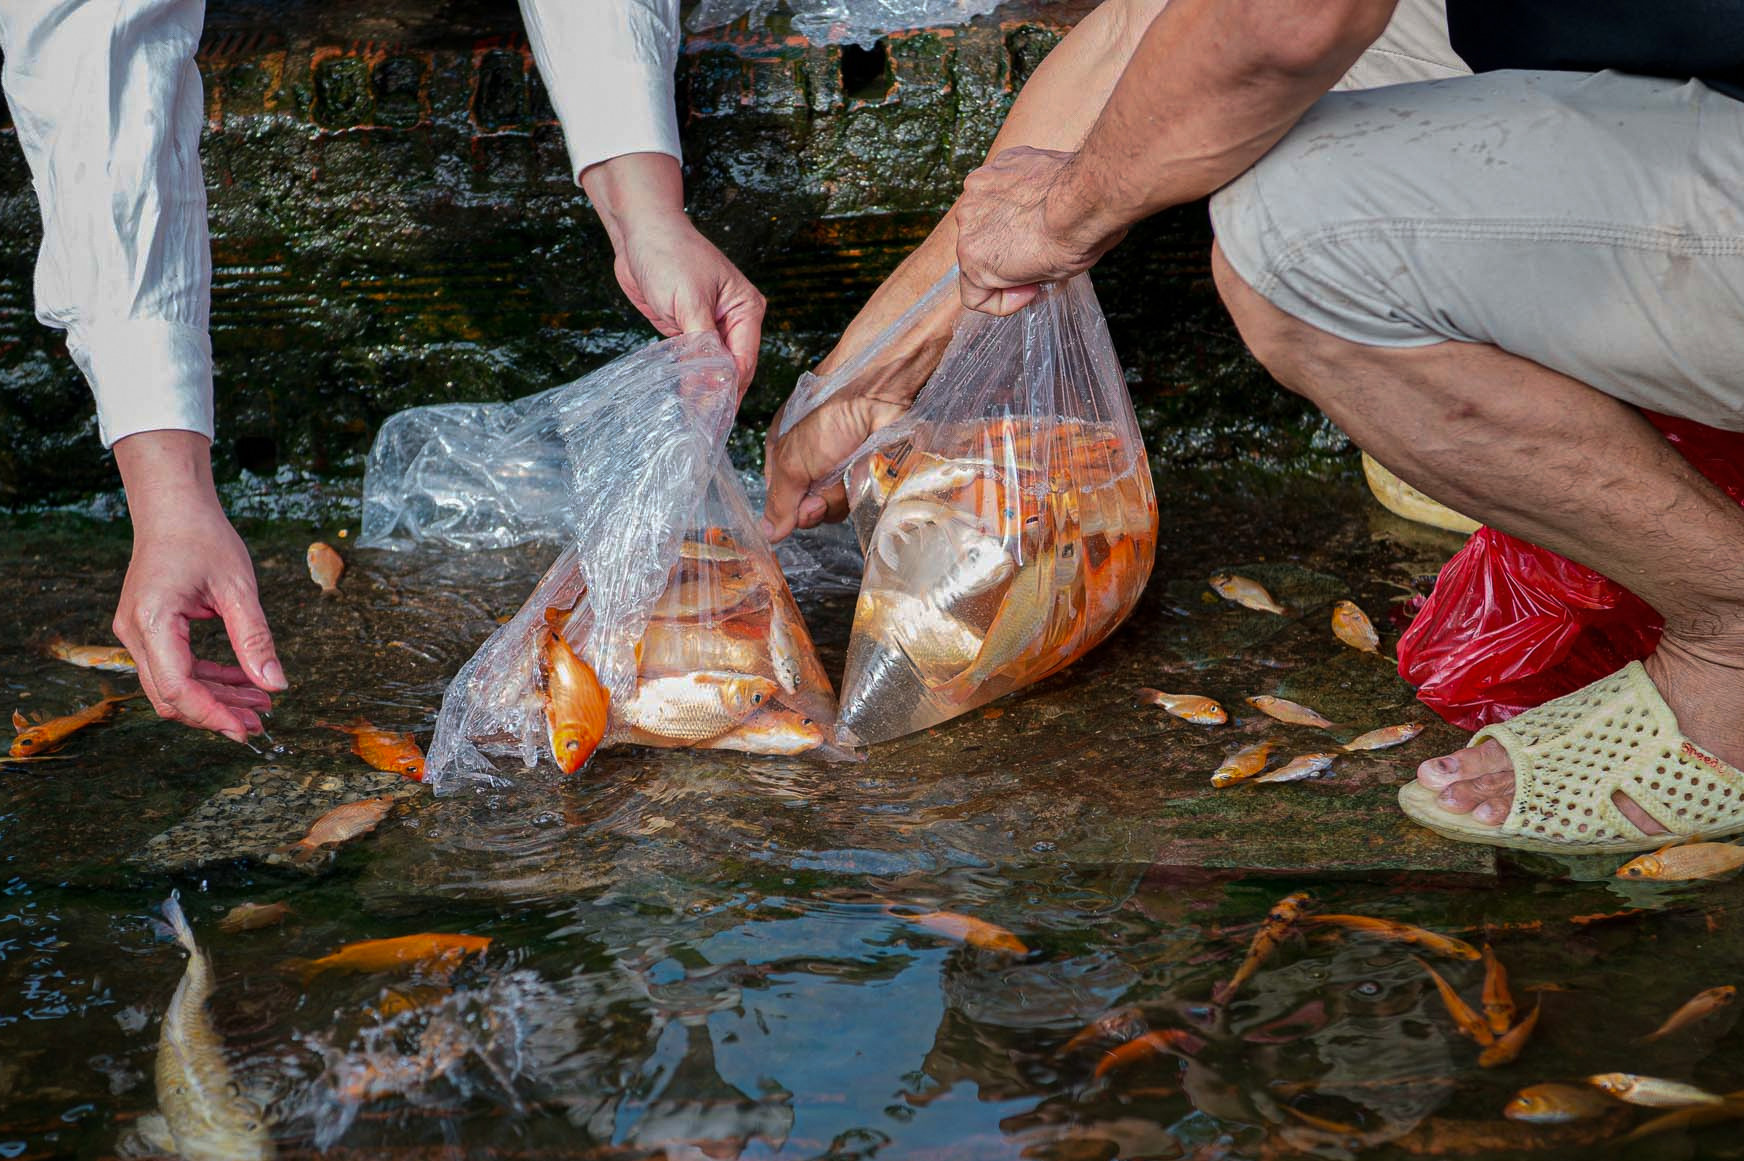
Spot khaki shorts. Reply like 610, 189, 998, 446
1214, 21, 1744, 432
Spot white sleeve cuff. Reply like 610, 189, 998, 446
68, 319, 215, 447
559, 64, 683, 180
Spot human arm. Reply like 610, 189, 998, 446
760, 0, 1173, 540
519, 0, 765, 388
954, 0, 1399, 314
0, 0, 281, 740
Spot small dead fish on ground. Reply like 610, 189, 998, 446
1136, 689, 1227, 725
1213, 890, 1311, 1005
1211, 741, 1277, 788
46, 637, 136, 672
1639, 985, 1738, 1043
1306, 914, 1481, 960
1478, 1000, 1539, 1067
1209, 572, 1287, 615
886, 907, 1029, 955
539, 610, 610, 773
11, 682, 143, 758
1618, 1092, 1744, 1143
287, 933, 492, 983
1091, 1028, 1206, 1080
1617, 841, 1744, 881
307, 541, 344, 595
218, 902, 291, 934
1504, 1083, 1617, 1124
1414, 956, 1494, 1047
277, 796, 395, 863
1342, 722, 1427, 752
621, 672, 778, 744
1255, 753, 1337, 783
1587, 1073, 1728, 1108
140, 893, 275, 1160
316, 718, 426, 781
1247, 696, 1334, 729
1331, 600, 1381, 653
1481, 945, 1515, 1036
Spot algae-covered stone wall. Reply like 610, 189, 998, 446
0, 0, 1328, 506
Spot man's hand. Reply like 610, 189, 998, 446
955, 146, 1126, 317
112, 431, 283, 743
583, 152, 765, 391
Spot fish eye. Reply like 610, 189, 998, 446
16, 738, 33, 750
751, 692, 764, 705
802, 718, 813, 726
564, 740, 578, 751
1352, 980, 1383, 997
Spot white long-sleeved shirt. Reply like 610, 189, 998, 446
0, 0, 682, 449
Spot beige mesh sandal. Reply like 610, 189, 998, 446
1399, 661, 1744, 854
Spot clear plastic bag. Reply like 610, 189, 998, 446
779, 273, 1158, 745
686, 0, 1006, 48
415, 334, 847, 790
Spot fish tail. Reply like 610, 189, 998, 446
160, 891, 199, 957
281, 956, 322, 984
314, 719, 365, 735
98, 679, 144, 705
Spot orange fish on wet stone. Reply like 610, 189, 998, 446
1136, 689, 1226, 724
307, 541, 344, 595
1247, 696, 1334, 728
47, 638, 136, 672
317, 718, 426, 781
1639, 985, 1737, 1042
1209, 572, 1287, 614
1331, 600, 1381, 653
1342, 722, 1426, 752
1255, 753, 1337, 783
279, 796, 395, 862
1212, 740, 1276, 788
10, 683, 143, 758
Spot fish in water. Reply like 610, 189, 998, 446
277, 797, 395, 863
1481, 945, 1515, 1036
887, 907, 1029, 955
858, 589, 986, 684
1639, 986, 1738, 1043
10, 682, 143, 758
1306, 914, 1481, 960
218, 902, 291, 934
1209, 572, 1287, 615
1214, 890, 1311, 1005
1061, 1006, 1150, 1057
1618, 1092, 1744, 1143
288, 933, 492, 983
46, 637, 136, 672
307, 542, 344, 596
1211, 740, 1277, 788
1091, 1028, 1205, 1080
1478, 1000, 1540, 1068
1331, 600, 1381, 653
1342, 722, 1427, 752
620, 672, 777, 743
699, 705, 826, 756
1617, 841, 1744, 881
766, 607, 805, 695
1247, 696, 1335, 728
1255, 753, 1337, 783
316, 718, 426, 781
137, 893, 275, 1160
1414, 956, 1494, 1047
1504, 1083, 1617, 1124
539, 613, 610, 774
1587, 1073, 1728, 1108
1136, 689, 1227, 725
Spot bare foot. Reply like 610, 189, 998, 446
1412, 634, 1744, 837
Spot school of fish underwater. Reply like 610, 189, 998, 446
4, 469, 1743, 1161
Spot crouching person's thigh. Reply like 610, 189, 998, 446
1210, 69, 1744, 432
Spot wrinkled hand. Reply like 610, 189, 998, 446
615, 212, 766, 392
955, 146, 1123, 316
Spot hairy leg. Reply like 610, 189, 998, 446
1212, 242, 1744, 832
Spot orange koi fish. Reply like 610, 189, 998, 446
1136, 689, 1227, 725
1639, 986, 1737, 1043
46, 638, 136, 673
317, 719, 426, 781
1214, 890, 1311, 1004
1307, 914, 1481, 960
287, 933, 491, 983
1209, 573, 1286, 615
1331, 600, 1381, 653
1482, 945, 1515, 1036
1092, 1028, 1205, 1080
887, 907, 1030, 955
1415, 956, 1494, 1046
1247, 696, 1334, 729
539, 607, 610, 774
1479, 1000, 1540, 1068
1060, 1006, 1149, 1057
307, 541, 344, 595
1212, 741, 1277, 788
10, 683, 143, 757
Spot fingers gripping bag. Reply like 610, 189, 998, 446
779, 273, 1158, 745
417, 334, 847, 791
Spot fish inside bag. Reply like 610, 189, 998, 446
377, 333, 851, 791
773, 272, 1158, 745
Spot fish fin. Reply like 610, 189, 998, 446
159, 892, 198, 957
133, 1112, 174, 1152
10, 710, 24, 732
280, 956, 322, 984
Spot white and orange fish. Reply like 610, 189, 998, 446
307, 542, 344, 596
46, 638, 136, 673
699, 705, 826, 756
278, 797, 395, 863
1212, 741, 1277, 788
316, 718, 426, 781
1331, 600, 1381, 653
621, 672, 778, 744
1209, 573, 1286, 615
1136, 689, 1227, 725
1343, 723, 1426, 752
1248, 696, 1335, 728
1255, 753, 1337, 783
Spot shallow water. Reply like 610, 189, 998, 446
3, 473, 1742, 1160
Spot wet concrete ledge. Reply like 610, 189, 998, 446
0, 0, 1328, 505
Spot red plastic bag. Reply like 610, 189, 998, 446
1398, 413, 1744, 730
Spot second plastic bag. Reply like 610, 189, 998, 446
783, 274, 1158, 745
414, 334, 844, 790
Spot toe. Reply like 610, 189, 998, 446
1436, 769, 1515, 817
1416, 739, 1511, 789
